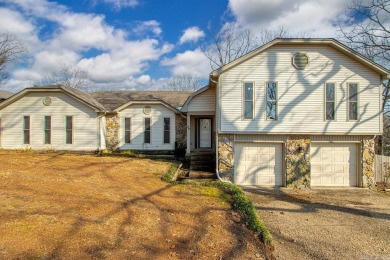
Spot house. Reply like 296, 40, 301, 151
91, 91, 190, 151
0, 85, 107, 150
182, 38, 389, 188
0, 38, 388, 188
0, 86, 191, 152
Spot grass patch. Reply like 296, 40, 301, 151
161, 163, 181, 182
161, 164, 274, 250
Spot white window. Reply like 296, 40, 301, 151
66, 116, 73, 144
164, 118, 170, 144
266, 82, 277, 120
243, 82, 254, 119
325, 83, 336, 120
144, 118, 151, 144
44, 116, 51, 144
348, 83, 359, 120
125, 117, 131, 144
23, 116, 30, 144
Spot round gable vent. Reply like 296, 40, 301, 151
143, 105, 151, 115
292, 52, 309, 69
42, 97, 52, 106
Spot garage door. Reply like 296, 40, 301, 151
311, 143, 357, 186
235, 143, 283, 186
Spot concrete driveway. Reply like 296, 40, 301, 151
244, 187, 390, 260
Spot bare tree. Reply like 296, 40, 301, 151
201, 25, 292, 70
0, 33, 26, 85
339, 0, 390, 155
201, 25, 257, 70
339, 0, 389, 112
162, 75, 205, 91
34, 65, 92, 91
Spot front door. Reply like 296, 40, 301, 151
199, 118, 211, 148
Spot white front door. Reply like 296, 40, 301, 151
235, 143, 283, 186
311, 143, 357, 186
199, 119, 211, 148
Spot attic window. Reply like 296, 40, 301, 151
292, 52, 309, 69
143, 106, 151, 115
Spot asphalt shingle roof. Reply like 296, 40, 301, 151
91, 91, 192, 111
0, 90, 13, 101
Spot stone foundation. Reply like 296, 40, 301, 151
286, 136, 311, 188
218, 134, 234, 182
175, 115, 187, 150
215, 134, 376, 188
105, 114, 120, 151
362, 136, 375, 187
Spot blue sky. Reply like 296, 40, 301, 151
0, 0, 354, 91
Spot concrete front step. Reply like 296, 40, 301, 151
186, 152, 216, 161
188, 170, 217, 179
187, 151, 216, 172
190, 164, 215, 171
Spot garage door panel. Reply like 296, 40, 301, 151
246, 154, 257, 161
235, 143, 283, 186
311, 143, 357, 187
334, 156, 346, 163
259, 154, 274, 162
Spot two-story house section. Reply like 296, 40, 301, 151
183, 38, 389, 188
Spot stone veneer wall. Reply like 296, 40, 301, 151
175, 114, 187, 150
362, 136, 375, 187
286, 136, 311, 188
105, 113, 120, 151
218, 134, 234, 182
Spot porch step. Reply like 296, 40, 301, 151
188, 152, 216, 172
188, 170, 217, 179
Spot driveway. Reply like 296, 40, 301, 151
244, 187, 390, 260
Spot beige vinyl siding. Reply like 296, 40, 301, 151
187, 87, 215, 112
0, 92, 100, 150
219, 44, 382, 134
119, 104, 176, 150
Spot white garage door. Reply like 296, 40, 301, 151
311, 143, 357, 186
235, 143, 283, 186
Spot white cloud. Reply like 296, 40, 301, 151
132, 20, 162, 36
92, 75, 171, 91
179, 26, 205, 44
0, 0, 173, 91
78, 40, 173, 82
228, 0, 348, 37
0, 8, 40, 48
93, 0, 139, 10
162, 48, 210, 77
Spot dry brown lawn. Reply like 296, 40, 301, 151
0, 151, 265, 259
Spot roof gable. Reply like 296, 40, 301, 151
181, 85, 209, 112
0, 85, 106, 112
211, 38, 389, 79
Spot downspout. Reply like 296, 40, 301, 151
211, 75, 232, 183
98, 111, 107, 152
